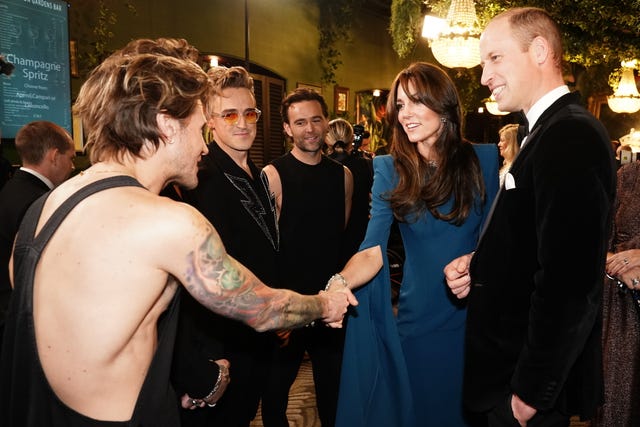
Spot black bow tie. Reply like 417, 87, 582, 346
517, 113, 529, 145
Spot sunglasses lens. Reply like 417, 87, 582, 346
223, 112, 240, 125
245, 110, 259, 124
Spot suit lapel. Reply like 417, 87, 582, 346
476, 92, 581, 248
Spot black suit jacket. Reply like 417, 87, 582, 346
467, 92, 616, 418
0, 169, 50, 338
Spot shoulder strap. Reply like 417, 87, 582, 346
16, 176, 143, 253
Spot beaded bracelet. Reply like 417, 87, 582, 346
325, 273, 348, 291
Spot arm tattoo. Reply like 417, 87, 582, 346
183, 227, 324, 331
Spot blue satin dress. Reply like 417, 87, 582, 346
336, 144, 499, 427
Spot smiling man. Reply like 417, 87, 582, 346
261, 88, 353, 427
175, 65, 282, 427
444, 7, 615, 427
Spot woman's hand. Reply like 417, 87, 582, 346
607, 249, 640, 277
619, 266, 640, 291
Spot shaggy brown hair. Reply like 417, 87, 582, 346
74, 53, 211, 163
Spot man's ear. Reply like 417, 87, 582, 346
156, 112, 179, 143
47, 148, 59, 165
531, 36, 550, 66
283, 122, 293, 138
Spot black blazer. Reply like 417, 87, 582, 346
0, 169, 51, 293
466, 92, 616, 418
0, 169, 50, 341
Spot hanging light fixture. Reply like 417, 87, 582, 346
421, 0, 481, 69
484, 95, 509, 115
607, 60, 640, 114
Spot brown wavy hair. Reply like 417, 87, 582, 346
74, 52, 211, 163
386, 62, 485, 225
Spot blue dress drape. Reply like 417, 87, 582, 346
336, 144, 499, 427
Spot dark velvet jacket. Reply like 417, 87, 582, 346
467, 92, 616, 418
0, 169, 51, 340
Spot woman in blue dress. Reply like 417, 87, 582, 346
327, 62, 499, 427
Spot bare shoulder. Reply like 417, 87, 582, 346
261, 165, 282, 211
343, 165, 353, 181
262, 164, 280, 190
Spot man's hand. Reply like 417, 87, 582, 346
511, 394, 537, 427
180, 359, 231, 410
322, 285, 358, 328
318, 287, 357, 327
443, 253, 473, 299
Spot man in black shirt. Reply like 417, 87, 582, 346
262, 88, 354, 427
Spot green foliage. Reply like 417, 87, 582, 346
317, 0, 364, 85
69, 0, 137, 78
391, 0, 640, 105
390, 0, 423, 59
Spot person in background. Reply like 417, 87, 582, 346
325, 118, 373, 264
593, 158, 640, 427
261, 88, 354, 427
445, 7, 615, 427
178, 65, 280, 427
0, 120, 75, 345
333, 61, 499, 427
497, 123, 520, 186
0, 129, 13, 190
0, 46, 354, 427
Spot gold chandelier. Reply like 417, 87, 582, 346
484, 95, 509, 115
421, 0, 481, 69
607, 60, 640, 114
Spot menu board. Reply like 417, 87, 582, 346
0, 0, 71, 139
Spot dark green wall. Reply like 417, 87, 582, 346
68, 0, 433, 118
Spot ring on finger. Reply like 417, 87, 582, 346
632, 278, 639, 288
624, 258, 629, 265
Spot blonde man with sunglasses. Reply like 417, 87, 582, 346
177, 65, 280, 427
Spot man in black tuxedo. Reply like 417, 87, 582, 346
0, 121, 75, 343
444, 8, 615, 427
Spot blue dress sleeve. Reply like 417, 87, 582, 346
336, 155, 416, 427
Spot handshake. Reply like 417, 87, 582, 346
318, 273, 358, 328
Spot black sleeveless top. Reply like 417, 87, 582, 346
271, 153, 345, 295
0, 176, 181, 427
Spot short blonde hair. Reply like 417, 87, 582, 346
496, 7, 563, 69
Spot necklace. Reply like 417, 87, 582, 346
427, 160, 438, 168
79, 169, 131, 176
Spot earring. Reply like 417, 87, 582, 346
440, 117, 447, 123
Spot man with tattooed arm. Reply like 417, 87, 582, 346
0, 46, 356, 427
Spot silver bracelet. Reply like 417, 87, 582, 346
202, 364, 227, 407
325, 273, 348, 291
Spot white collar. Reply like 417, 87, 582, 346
525, 85, 570, 133
20, 167, 54, 190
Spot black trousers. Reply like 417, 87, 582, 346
487, 394, 570, 427
260, 325, 345, 427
